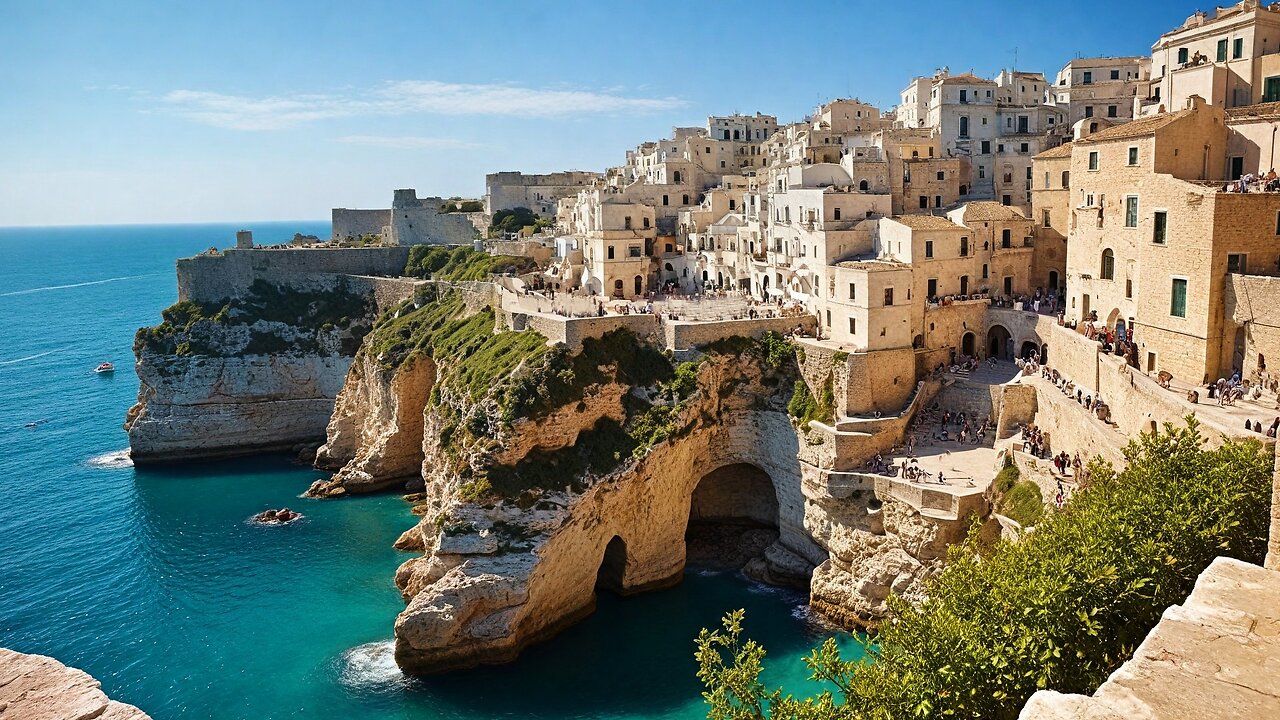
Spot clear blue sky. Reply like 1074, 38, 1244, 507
0, 0, 1194, 226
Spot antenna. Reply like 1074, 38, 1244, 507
1012, 46, 1019, 72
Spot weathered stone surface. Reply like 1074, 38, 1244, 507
0, 647, 150, 720
309, 353, 435, 497
1018, 557, 1280, 720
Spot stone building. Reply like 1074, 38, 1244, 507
484, 171, 602, 216
330, 189, 483, 246
578, 198, 656, 298
1146, 0, 1280, 115
1047, 56, 1151, 125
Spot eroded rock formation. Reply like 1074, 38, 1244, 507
0, 647, 150, 719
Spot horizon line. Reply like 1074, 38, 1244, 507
0, 218, 332, 231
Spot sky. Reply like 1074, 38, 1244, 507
0, 0, 1198, 226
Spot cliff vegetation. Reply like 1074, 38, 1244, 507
404, 245, 537, 281
696, 420, 1273, 720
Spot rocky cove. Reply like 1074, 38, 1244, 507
126, 245, 1010, 676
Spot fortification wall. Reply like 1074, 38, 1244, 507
389, 201, 484, 247
1225, 273, 1280, 381
666, 316, 815, 352
331, 209, 391, 240
506, 312, 659, 349
176, 247, 411, 303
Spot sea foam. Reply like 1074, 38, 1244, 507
339, 641, 408, 693
86, 449, 134, 469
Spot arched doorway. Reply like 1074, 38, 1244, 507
686, 464, 781, 574
612, 279, 624, 298
633, 275, 643, 297
1048, 270, 1059, 292
597, 536, 628, 594
1041, 344, 1049, 363
1020, 341, 1039, 360
988, 325, 1012, 360
961, 332, 975, 357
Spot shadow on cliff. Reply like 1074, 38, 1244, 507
371, 570, 861, 717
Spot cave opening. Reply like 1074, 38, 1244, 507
595, 535, 628, 595
684, 463, 780, 572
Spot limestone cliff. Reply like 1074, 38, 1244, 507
126, 279, 374, 464
0, 647, 151, 719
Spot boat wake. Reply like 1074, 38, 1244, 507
0, 347, 70, 366
338, 641, 408, 694
0, 274, 155, 297
86, 449, 134, 469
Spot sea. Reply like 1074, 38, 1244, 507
0, 223, 862, 719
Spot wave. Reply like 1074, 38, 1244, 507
0, 347, 70, 366
86, 449, 134, 469
0, 274, 155, 297
338, 641, 408, 693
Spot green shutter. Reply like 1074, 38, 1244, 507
1217, 39, 1228, 62
1171, 279, 1187, 317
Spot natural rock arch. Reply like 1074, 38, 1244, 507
596, 535, 628, 594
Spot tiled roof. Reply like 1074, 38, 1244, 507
1077, 109, 1194, 143
1034, 143, 1073, 159
939, 73, 996, 86
889, 214, 966, 230
1226, 102, 1280, 120
958, 202, 1027, 222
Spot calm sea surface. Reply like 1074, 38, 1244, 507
0, 223, 859, 719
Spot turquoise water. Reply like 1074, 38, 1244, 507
0, 224, 860, 719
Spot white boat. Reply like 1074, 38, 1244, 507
94, 362, 114, 374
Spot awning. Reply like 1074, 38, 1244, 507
767, 287, 784, 297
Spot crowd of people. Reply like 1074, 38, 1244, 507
1224, 169, 1280, 194
1038, 364, 1112, 423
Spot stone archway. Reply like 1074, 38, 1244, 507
685, 463, 780, 573
1020, 341, 1039, 360
988, 325, 1012, 360
961, 331, 976, 357
1041, 344, 1049, 363
596, 535, 628, 594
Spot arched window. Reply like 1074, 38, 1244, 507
858, 179, 869, 191
1061, 170, 1070, 188
1101, 248, 1115, 280
673, 170, 682, 183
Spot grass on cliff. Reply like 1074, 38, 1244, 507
404, 245, 538, 281
991, 463, 1045, 527
787, 373, 835, 429
134, 279, 372, 357
696, 419, 1273, 720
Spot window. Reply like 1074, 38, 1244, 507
1083, 71, 1093, 84
662, 194, 669, 206
1266, 77, 1280, 103
959, 116, 970, 138
1128, 147, 1139, 166
1154, 211, 1168, 244
1044, 171, 1050, 188
1110, 69, 1120, 80
934, 195, 942, 208
623, 216, 632, 230
1042, 208, 1052, 228
848, 317, 856, 334
961, 237, 969, 255
1001, 229, 1012, 248
925, 240, 934, 258
936, 171, 945, 181
682, 194, 689, 205
1062, 170, 1070, 187
1020, 142, 1029, 153
1228, 253, 1247, 273
848, 282, 856, 300
1125, 196, 1139, 227
1088, 151, 1099, 171
919, 196, 929, 209
826, 310, 831, 327
982, 263, 989, 279
643, 217, 651, 229
884, 288, 894, 306
1084, 106, 1094, 118
1233, 37, 1244, 60
1217, 39, 1228, 62
1171, 278, 1187, 317
979, 165, 986, 179
1101, 249, 1115, 279
1178, 47, 1189, 64
629, 245, 641, 258
928, 278, 938, 297
960, 89, 968, 103
1107, 105, 1118, 118
1002, 194, 1012, 206
981, 140, 991, 154
833, 207, 841, 220
607, 245, 615, 259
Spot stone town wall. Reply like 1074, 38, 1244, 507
845, 347, 919, 416
925, 300, 993, 357
665, 315, 815, 352
996, 382, 1038, 439
508, 312, 659, 349
331, 209, 391, 240
176, 247, 411, 303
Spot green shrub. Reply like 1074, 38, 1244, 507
404, 245, 538, 281
696, 419, 1273, 720
1000, 480, 1044, 527
787, 373, 834, 429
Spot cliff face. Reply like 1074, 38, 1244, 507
125, 279, 373, 464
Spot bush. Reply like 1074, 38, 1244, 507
696, 419, 1273, 720
1000, 480, 1044, 527
489, 207, 540, 237
787, 373, 834, 429
404, 245, 538, 281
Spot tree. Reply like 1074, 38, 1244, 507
489, 207, 539, 237
696, 419, 1273, 719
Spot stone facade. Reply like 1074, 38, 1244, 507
484, 170, 602, 216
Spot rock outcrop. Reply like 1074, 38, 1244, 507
126, 279, 374, 464
0, 647, 150, 719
